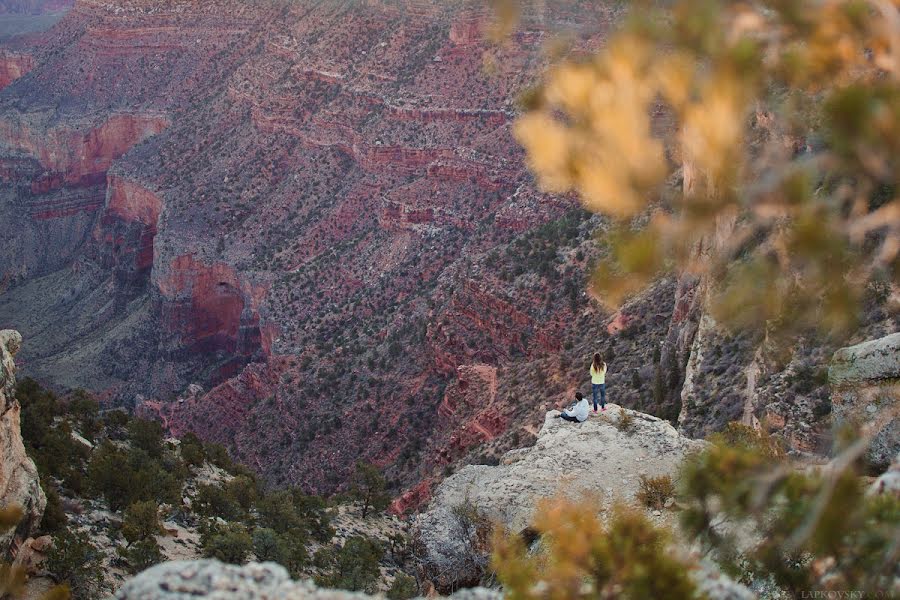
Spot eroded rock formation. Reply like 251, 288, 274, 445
414, 405, 706, 590
0, 330, 45, 556
829, 332, 900, 470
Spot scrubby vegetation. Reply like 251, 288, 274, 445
12, 379, 416, 598
636, 475, 675, 510
493, 499, 697, 599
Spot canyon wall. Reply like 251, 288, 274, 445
0, 0, 884, 498
0, 331, 45, 556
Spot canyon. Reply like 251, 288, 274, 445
0, 0, 895, 505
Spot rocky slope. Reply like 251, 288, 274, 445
0, 329, 45, 556
413, 405, 706, 590
113, 404, 753, 600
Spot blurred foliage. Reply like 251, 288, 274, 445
492, 498, 697, 599
680, 422, 900, 595
503, 0, 900, 342
491, 422, 898, 597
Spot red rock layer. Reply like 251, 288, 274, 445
0, 50, 34, 90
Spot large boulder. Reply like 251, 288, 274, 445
115, 560, 501, 600
829, 332, 900, 470
413, 405, 707, 591
0, 330, 45, 556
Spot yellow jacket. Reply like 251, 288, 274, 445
590, 363, 606, 384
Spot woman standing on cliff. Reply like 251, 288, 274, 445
590, 353, 607, 413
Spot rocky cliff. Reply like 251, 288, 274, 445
413, 404, 706, 591
829, 332, 900, 470
0, 330, 45, 556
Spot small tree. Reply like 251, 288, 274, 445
127, 418, 165, 459
194, 484, 243, 521
86, 441, 131, 511
351, 462, 390, 518
121, 501, 161, 545
119, 538, 162, 575
252, 527, 288, 564
386, 573, 418, 600
179, 432, 206, 467
224, 475, 258, 512
315, 536, 384, 593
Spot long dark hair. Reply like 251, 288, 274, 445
592, 353, 605, 371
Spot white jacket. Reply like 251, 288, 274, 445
564, 398, 590, 422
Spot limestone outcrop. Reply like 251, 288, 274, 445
829, 332, 900, 469
115, 560, 501, 600
0, 330, 45, 555
413, 405, 706, 591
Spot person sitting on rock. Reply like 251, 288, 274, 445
556, 392, 589, 423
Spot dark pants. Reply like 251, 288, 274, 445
592, 384, 606, 410
559, 413, 580, 422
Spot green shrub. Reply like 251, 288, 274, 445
314, 536, 384, 593
127, 418, 165, 459
85, 442, 132, 510
252, 527, 288, 563
66, 391, 100, 442
40, 484, 67, 534
86, 442, 184, 510
224, 475, 258, 512
204, 443, 233, 471
179, 432, 206, 467
194, 484, 243, 521
47, 528, 104, 599
386, 573, 418, 600
119, 538, 162, 575
201, 523, 252, 564
122, 501, 161, 544
255, 490, 301, 534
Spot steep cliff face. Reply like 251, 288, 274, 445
0, 330, 45, 556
